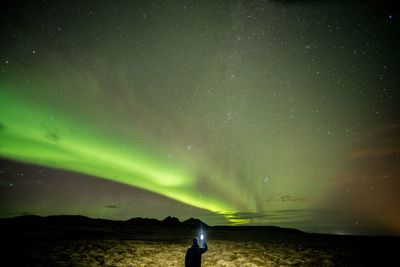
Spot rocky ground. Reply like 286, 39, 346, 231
12, 239, 350, 266
2, 216, 397, 266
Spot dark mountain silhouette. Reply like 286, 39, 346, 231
162, 216, 181, 227
126, 217, 160, 226
0, 215, 211, 227
213, 225, 303, 234
183, 217, 210, 229
0, 215, 305, 241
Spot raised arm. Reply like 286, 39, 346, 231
200, 240, 208, 254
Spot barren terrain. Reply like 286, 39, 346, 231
2, 216, 397, 266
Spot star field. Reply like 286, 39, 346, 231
1, 0, 399, 235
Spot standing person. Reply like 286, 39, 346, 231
185, 237, 208, 267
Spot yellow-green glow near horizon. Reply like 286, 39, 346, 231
0, 89, 247, 222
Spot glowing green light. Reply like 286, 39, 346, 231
0, 88, 241, 219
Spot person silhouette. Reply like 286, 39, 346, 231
185, 237, 208, 267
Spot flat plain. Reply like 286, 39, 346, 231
1, 216, 397, 266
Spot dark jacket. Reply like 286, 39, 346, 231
185, 241, 208, 267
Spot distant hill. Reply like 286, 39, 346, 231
0, 215, 210, 229
0, 215, 304, 241
213, 225, 303, 234
182, 217, 209, 229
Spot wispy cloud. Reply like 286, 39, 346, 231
327, 170, 368, 182
347, 122, 400, 160
329, 122, 400, 182
104, 205, 119, 208
265, 195, 308, 203
280, 195, 308, 202
347, 146, 400, 160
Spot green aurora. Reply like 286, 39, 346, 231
1, 0, 400, 234
0, 88, 249, 222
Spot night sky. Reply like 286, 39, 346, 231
1, 0, 400, 235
